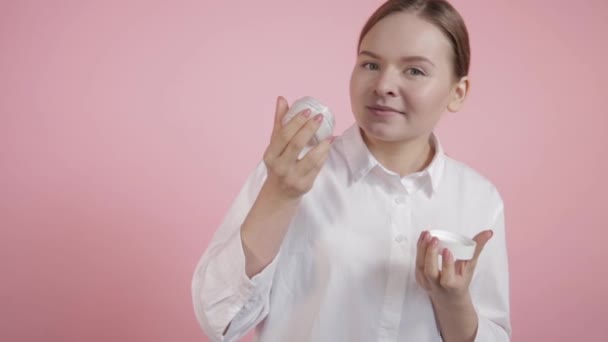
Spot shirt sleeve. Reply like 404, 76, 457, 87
191, 161, 280, 342
471, 195, 512, 341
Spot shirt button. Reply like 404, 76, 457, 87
394, 196, 406, 205
394, 235, 406, 243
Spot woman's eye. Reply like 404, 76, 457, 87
406, 68, 425, 76
362, 62, 379, 70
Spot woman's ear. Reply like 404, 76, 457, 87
447, 76, 470, 112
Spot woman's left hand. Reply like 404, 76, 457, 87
415, 229, 493, 305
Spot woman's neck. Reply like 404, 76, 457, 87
361, 129, 435, 177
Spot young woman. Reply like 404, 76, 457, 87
192, 1, 511, 341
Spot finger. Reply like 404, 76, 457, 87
416, 231, 431, 271
281, 113, 324, 162
271, 96, 289, 135
296, 151, 331, 192
439, 248, 456, 289
416, 271, 431, 291
455, 260, 467, 276
299, 135, 338, 181
415, 231, 432, 291
424, 237, 440, 283
472, 229, 494, 262
266, 106, 312, 161
294, 136, 334, 176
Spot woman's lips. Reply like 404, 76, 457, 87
367, 105, 404, 117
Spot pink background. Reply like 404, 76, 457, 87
1, 0, 606, 341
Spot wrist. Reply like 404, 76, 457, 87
261, 178, 304, 203
430, 292, 478, 342
431, 291, 473, 313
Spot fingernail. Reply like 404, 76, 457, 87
489, 230, 494, 237
302, 109, 311, 117
425, 232, 432, 242
431, 237, 439, 246
314, 113, 324, 122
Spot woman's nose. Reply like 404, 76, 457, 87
374, 69, 399, 97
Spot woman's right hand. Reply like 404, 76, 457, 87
262, 96, 334, 199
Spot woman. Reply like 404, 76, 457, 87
192, 0, 511, 341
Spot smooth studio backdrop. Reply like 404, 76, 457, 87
1, 0, 607, 341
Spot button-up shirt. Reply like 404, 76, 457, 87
192, 123, 511, 341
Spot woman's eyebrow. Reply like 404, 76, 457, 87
358, 50, 435, 67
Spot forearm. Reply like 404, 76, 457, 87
240, 180, 300, 278
431, 293, 478, 342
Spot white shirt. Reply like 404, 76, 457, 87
192, 123, 511, 341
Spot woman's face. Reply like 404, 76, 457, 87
349, 11, 468, 144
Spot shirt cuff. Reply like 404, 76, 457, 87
217, 230, 279, 337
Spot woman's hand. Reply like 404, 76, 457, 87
415, 230, 493, 305
262, 96, 334, 199
415, 230, 493, 341
241, 96, 334, 278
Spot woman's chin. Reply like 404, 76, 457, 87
359, 120, 410, 143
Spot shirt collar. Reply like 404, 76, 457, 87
341, 123, 445, 196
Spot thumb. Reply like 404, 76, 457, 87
272, 96, 289, 133
472, 229, 493, 261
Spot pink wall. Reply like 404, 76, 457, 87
1, 1, 606, 341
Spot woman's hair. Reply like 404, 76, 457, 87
358, 0, 470, 79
